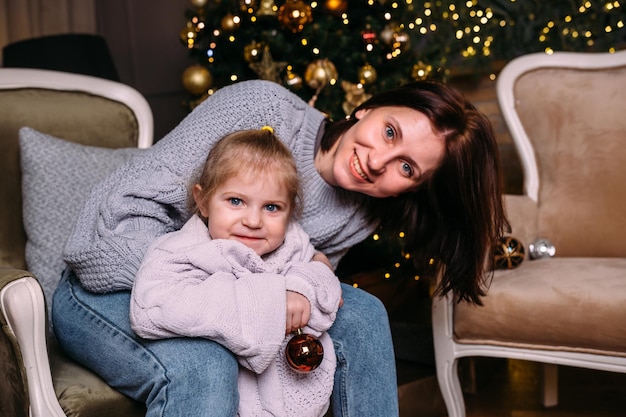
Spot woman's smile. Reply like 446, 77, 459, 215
351, 152, 370, 182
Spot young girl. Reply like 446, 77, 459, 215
129, 129, 341, 417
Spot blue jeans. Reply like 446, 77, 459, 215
52, 268, 399, 417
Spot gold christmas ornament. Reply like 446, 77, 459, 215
284, 67, 303, 89
304, 58, 338, 90
249, 46, 287, 83
257, 0, 277, 16
277, 0, 313, 33
244, 41, 263, 63
220, 13, 241, 31
492, 236, 525, 270
190, 0, 209, 7
357, 64, 377, 84
341, 80, 371, 116
411, 61, 433, 80
324, 0, 347, 14
182, 65, 213, 96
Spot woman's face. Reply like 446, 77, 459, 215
316, 106, 446, 198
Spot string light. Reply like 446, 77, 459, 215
181, 0, 625, 132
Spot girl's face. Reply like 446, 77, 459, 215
193, 171, 291, 256
316, 106, 445, 198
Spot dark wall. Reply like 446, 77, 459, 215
96, 0, 193, 140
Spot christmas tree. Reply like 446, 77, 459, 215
178, 0, 625, 289
180, 0, 625, 120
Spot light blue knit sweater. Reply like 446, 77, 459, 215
64, 80, 377, 293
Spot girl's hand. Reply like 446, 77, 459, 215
285, 291, 311, 334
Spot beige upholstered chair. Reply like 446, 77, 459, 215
0, 68, 152, 417
432, 49, 626, 417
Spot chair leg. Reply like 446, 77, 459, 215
542, 363, 558, 408
432, 293, 466, 417
436, 356, 466, 417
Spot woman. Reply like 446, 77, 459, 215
53, 79, 508, 417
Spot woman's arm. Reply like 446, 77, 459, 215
63, 80, 316, 293
63, 161, 190, 292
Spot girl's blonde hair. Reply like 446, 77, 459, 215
190, 129, 302, 218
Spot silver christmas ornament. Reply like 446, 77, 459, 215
528, 238, 556, 260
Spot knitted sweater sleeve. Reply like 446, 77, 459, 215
63, 80, 324, 293
278, 224, 342, 335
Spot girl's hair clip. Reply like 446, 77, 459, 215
261, 125, 274, 134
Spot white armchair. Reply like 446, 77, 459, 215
432, 49, 626, 417
0, 68, 153, 417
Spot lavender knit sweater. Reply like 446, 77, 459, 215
64, 80, 377, 293
130, 215, 341, 417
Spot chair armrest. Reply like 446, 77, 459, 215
0, 267, 66, 417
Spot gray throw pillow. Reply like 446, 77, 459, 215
19, 127, 144, 332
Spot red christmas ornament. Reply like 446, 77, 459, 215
285, 328, 324, 373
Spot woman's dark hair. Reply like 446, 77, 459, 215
322, 80, 510, 305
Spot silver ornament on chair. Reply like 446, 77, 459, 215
528, 238, 556, 260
